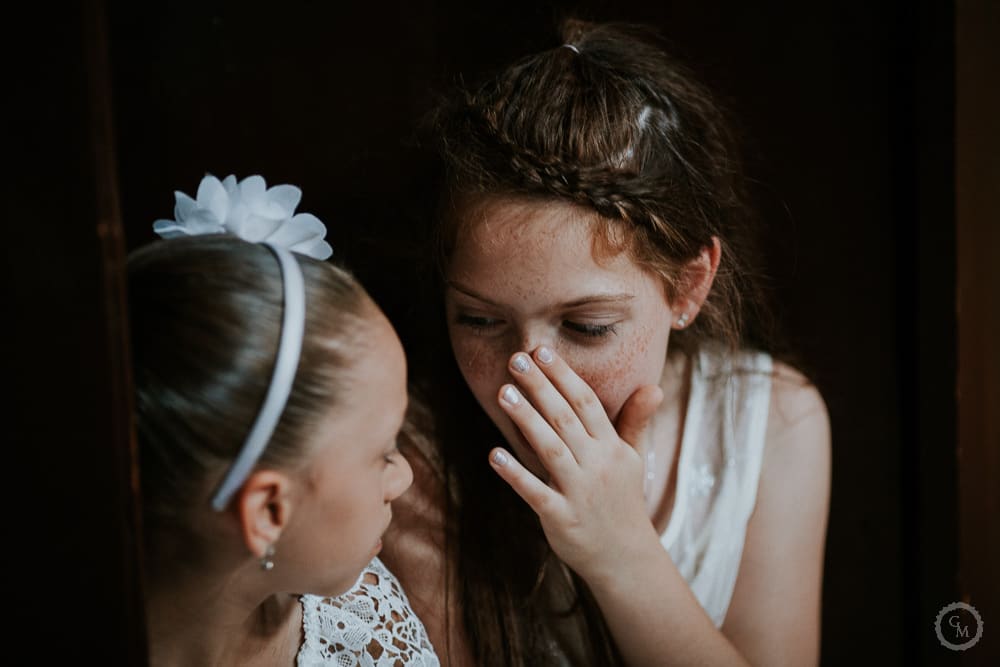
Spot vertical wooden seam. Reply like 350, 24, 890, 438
82, 0, 148, 663
956, 1, 1000, 665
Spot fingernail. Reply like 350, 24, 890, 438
492, 450, 509, 466
512, 353, 531, 373
501, 385, 521, 405
537, 346, 554, 365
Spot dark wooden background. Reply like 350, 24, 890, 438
7, 0, 996, 664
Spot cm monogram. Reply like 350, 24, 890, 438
934, 602, 984, 651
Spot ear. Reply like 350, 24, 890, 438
232, 469, 296, 559
672, 236, 722, 328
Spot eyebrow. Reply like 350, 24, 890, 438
447, 281, 635, 309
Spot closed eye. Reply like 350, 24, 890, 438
563, 321, 618, 338
455, 314, 502, 331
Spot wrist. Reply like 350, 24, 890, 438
582, 522, 668, 594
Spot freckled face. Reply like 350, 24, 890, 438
445, 198, 674, 475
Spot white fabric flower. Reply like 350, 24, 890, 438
153, 174, 333, 260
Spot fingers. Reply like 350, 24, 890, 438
506, 351, 596, 455
498, 383, 581, 487
516, 347, 620, 443
499, 346, 658, 482
615, 384, 664, 449
488, 446, 565, 518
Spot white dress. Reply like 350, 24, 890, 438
297, 557, 440, 666
659, 343, 773, 627
540, 344, 775, 664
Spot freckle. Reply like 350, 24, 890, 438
578, 323, 658, 414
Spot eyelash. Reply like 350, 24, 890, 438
456, 315, 500, 332
455, 315, 618, 339
565, 321, 618, 338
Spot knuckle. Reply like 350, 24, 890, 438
610, 441, 633, 461
534, 492, 555, 515
572, 391, 599, 413
561, 512, 583, 533
551, 408, 578, 433
538, 442, 566, 465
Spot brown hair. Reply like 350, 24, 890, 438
434, 19, 782, 358
128, 235, 369, 569
422, 19, 786, 665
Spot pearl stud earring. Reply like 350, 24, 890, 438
260, 544, 276, 571
675, 313, 690, 329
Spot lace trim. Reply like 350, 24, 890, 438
297, 557, 440, 666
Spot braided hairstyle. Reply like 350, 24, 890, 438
423, 19, 779, 666
434, 20, 776, 358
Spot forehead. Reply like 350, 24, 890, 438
317, 311, 407, 447
351, 312, 407, 409
448, 197, 645, 291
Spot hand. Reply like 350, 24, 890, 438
489, 345, 664, 581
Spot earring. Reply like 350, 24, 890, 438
260, 544, 276, 572
675, 313, 690, 329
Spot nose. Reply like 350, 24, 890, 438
385, 452, 414, 502
514, 325, 551, 360
490, 326, 553, 386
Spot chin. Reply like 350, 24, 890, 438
326, 563, 369, 597
322, 576, 358, 599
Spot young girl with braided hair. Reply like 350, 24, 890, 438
382, 20, 830, 666
132, 175, 439, 665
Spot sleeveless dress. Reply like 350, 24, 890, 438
297, 557, 440, 666
659, 343, 773, 627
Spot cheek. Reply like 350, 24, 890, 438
566, 322, 667, 422
448, 328, 510, 401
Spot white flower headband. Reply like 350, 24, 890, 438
153, 174, 331, 511
153, 174, 333, 260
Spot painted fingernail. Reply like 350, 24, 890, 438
492, 450, 509, 466
537, 346, 554, 365
501, 385, 521, 405
512, 353, 530, 373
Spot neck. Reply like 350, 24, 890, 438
145, 563, 301, 667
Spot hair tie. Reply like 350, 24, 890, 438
562, 44, 580, 55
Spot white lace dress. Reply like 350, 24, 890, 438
297, 557, 440, 666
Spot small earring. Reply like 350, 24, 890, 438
260, 544, 275, 572
675, 313, 690, 329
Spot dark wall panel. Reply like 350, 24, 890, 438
103, 2, 963, 664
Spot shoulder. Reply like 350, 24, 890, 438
695, 345, 829, 474
763, 360, 831, 482
752, 358, 831, 562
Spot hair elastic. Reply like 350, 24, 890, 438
210, 243, 306, 511
562, 43, 580, 55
